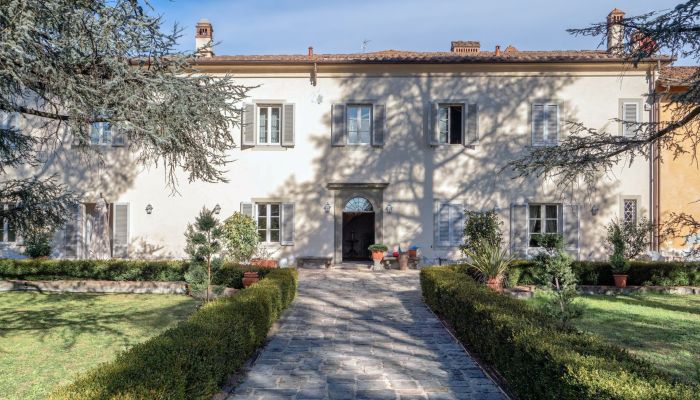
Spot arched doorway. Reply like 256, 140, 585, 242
342, 197, 375, 261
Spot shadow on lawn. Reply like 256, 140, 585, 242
586, 294, 700, 317
0, 292, 195, 350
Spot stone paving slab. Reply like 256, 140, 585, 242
228, 269, 506, 400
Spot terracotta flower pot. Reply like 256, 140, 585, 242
486, 277, 502, 292
242, 271, 260, 288
613, 274, 628, 288
408, 249, 417, 258
371, 250, 385, 262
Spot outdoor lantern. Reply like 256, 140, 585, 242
591, 204, 600, 216
385, 203, 393, 214
213, 204, 221, 214
145, 204, 153, 215
323, 202, 331, 213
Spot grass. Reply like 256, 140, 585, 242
529, 292, 700, 384
0, 291, 198, 400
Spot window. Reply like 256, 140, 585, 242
346, 105, 372, 145
622, 102, 640, 137
257, 203, 280, 243
532, 103, 559, 146
436, 202, 464, 246
529, 204, 559, 247
1, 204, 16, 243
438, 104, 464, 144
90, 122, 112, 145
257, 105, 281, 144
0, 112, 17, 130
623, 198, 638, 224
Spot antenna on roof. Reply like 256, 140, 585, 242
361, 39, 371, 53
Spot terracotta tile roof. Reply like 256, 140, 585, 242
658, 66, 699, 87
195, 49, 670, 65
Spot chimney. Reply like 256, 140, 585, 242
606, 8, 625, 54
495, 45, 501, 56
450, 41, 480, 53
308, 46, 314, 58
195, 19, 214, 57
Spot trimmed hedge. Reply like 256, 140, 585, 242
49, 268, 298, 400
509, 260, 700, 287
0, 259, 281, 289
421, 266, 697, 400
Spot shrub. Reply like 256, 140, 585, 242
463, 240, 513, 284
23, 230, 54, 258
49, 268, 298, 400
420, 267, 697, 400
222, 212, 259, 263
462, 209, 503, 254
368, 243, 388, 252
212, 264, 276, 289
0, 259, 189, 281
184, 207, 226, 302
605, 218, 654, 260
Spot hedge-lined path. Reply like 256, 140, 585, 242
228, 269, 506, 400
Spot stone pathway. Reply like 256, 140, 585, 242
228, 268, 506, 400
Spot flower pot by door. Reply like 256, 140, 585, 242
371, 251, 384, 262
613, 274, 628, 288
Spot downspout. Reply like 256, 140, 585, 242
651, 60, 661, 251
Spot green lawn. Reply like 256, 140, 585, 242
0, 291, 198, 400
531, 293, 700, 384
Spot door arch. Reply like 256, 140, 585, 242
342, 197, 375, 261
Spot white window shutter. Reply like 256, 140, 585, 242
531, 104, 545, 145
563, 204, 580, 259
450, 203, 465, 246
429, 102, 440, 146
372, 104, 386, 146
112, 127, 126, 147
240, 202, 253, 218
241, 103, 256, 146
282, 103, 295, 147
464, 103, 479, 146
545, 104, 559, 143
331, 104, 346, 146
112, 203, 129, 258
435, 202, 451, 247
62, 204, 81, 258
281, 203, 295, 245
510, 203, 528, 257
623, 103, 638, 137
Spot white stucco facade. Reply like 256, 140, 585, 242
0, 61, 660, 265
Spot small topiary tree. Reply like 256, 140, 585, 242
184, 207, 224, 302
607, 221, 631, 275
534, 234, 582, 328
462, 209, 503, 254
23, 228, 54, 258
222, 212, 259, 263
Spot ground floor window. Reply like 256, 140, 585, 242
528, 204, 559, 247
623, 198, 638, 224
1, 204, 16, 243
257, 203, 280, 243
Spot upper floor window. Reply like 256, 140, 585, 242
258, 105, 281, 145
0, 112, 18, 130
532, 103, 559, 146
1, 204, 16, 243
438, 104, 464, 144
529, 203, 560, 247
346, 105, 372, 145
90, 122, 112, 145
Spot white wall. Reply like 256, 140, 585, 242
1, 63, 654, 263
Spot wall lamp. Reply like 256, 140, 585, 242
590, 205, 600, 216
385, 203, 393, 214
213, 204, 221, 214
145, 204, 153, 215
323, 202, 332, 213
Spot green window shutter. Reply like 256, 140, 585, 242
241, 103, 256, 146
372, 104, 386, 146
464, 103, 479, 146
331, 104, 346, 146
112, 203, 129, 258
282, 103, 295, 147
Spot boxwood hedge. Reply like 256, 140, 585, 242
421, 266, 697, 400
49, 268, 297, 400
0, 259, 279, 289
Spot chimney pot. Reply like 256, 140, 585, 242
308, 46, 314, 58
606, 8, 625, 54
195, 19, 214, 57
495, 45, 501, 56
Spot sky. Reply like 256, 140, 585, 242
149, 0, 692, 65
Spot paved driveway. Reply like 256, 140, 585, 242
228, 268, 506, 400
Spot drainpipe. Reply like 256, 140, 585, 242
650, 60, 660, 251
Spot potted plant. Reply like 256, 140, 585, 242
408, 245, 419, 258
463, 240, 514, 292
368, 244, 389, 262
242, 271, 260, 287
607, 222, 630, 288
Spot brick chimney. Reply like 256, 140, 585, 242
195, 18, 214, 57
607, 8, 625, 54
450, 41, 480, 53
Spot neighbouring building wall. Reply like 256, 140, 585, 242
0, 64, 654, 264
658, 94, 700, 251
